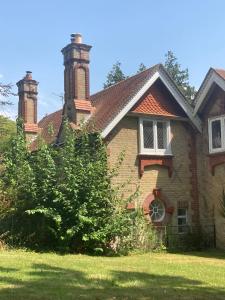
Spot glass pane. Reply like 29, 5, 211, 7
212, 120, 222, 149
157, 122, 167, 149
149, 199, 165, 222
143, 121, 154, 149
178, 208, 186, 217
178, 218, 187, 226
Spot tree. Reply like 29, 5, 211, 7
137, 63, 147, 73
164, 50, 196, 104
0, 83, 14, 106
0, 115, 16, 153
0, 82, 16, 152
103, 61, 128, 89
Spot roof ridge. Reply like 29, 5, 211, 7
90, 63, 161, 99
39, 108, 62, 122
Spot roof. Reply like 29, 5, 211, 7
194, 68, 225, 115
36, 64, 201, 145
214, 69, 225, 80
89, 65, 160, 131
131, 79, 186, 118
30, 109, 62, 149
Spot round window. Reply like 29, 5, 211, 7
149, 199, 165, 222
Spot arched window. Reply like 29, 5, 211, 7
77, 67, 86, 99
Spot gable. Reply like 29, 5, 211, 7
200, 85, 225, 119
194, 68, 225, 115
131, 79, 187, 118
96, 65, 201, 138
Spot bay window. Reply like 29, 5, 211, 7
139, 118, 171, 155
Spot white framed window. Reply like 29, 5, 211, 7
208, 116, 225, 153
177, 208, 188, 234
139, 118, 172, 155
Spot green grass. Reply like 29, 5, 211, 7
0, 249, 225, 299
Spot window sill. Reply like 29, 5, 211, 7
138, 154, 173, 177
139, 153, 173, 157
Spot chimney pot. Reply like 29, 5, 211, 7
71, 33, 82, 44
25, 71, 32, 80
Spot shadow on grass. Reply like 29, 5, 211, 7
0, 263, 224, 300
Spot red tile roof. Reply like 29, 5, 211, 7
214, 68, 225, 80
131, 79, 186, 117
89, 64, 160, 131
35, 64, 188, 146
24, 123, 39, 133
30, 109, 62, 149
74, 99, 93, 112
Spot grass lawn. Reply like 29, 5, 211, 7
0, 249, 225, 299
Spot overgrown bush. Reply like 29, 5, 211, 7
0, 119, 157, 254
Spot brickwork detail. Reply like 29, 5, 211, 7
138, 154, 173, 177
187, 125, 200, 225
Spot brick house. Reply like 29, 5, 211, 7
16, 34, 225, 248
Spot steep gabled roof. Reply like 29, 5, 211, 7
89, 65, 160, 132
90, 64, 201, 137
36, 64, 201, 146
38, 109, 62, 144
131, 79, 186, 118
194, 68, 225, 115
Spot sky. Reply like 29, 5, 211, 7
1, 0, 225, 120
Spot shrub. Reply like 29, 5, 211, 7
0, 119, 158, 254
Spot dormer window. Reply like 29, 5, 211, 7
208, 116, 225, 153
139, 118, 172, 155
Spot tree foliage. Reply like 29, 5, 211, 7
0, 119, 157, 254
103, 61, 128, 89
0, 115, 16, 154
137, 63, 147, 73
164, 50, 196, 104
0, 83, 15, 106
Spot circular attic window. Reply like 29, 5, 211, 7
149, 199, 165, 222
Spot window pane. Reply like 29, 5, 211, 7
178, 208, 186, 217
212, 120, 222, 149
157, 122, 167, 149
149, 199, 165, 222
143, 121, 154, 149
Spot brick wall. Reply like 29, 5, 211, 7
197, 87, 225, 249
106, 116, 194, 226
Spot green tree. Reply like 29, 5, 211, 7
164, 50, 196, 104
0, 115, 16, 153
137, 63, 147, 73
103, 61, 128, 89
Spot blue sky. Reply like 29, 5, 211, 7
1, 0, 225, 119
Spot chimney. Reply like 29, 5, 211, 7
61, 33, 93, 124
17, 71, 39, 141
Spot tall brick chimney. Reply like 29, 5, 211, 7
61, 34, 93, 124
17, 71, 39, 141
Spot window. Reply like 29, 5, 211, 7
208, 116, 225, 153
177, 208, 188, 234
139, 118, 171, 155
149, 199, 165, 222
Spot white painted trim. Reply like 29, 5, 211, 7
101, 72, 160, 138
208, 116, 225, 154
158, 69, 201, 131
139, 117, 172, 156
101, 69, 201, 138
194, 71, 225, 115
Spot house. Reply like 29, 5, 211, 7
16, 34, 225, 249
